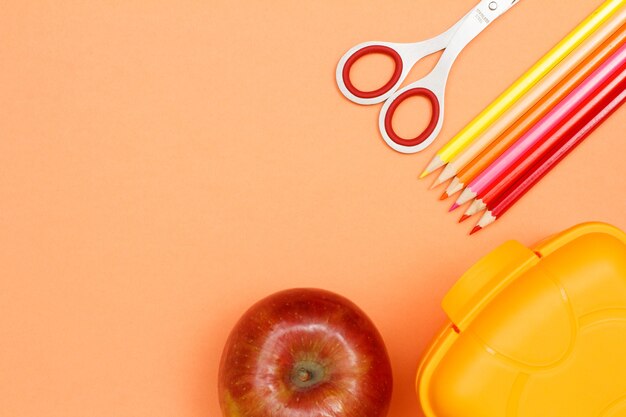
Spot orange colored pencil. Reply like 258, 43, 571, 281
442, 22, 626, 199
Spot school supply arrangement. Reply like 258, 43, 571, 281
424, 1, 626, 232
336, 0, 625, 233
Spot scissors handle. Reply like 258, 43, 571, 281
340, 44, 404, 100
379, 76, 446, 153
379, 0, 521, 153
336, 18, 463, 105
383, 87, 442, 148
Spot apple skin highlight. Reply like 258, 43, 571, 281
218, 288, 393, 417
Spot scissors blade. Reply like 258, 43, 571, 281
434, 0, 521, 52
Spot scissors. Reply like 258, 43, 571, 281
336, 0, 521, 154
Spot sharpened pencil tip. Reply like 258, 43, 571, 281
470, 226, 482, 235
449, 203, 459, 212
421, 155, 445, 178
459, 214, 470, 223
439, 192, 449, 200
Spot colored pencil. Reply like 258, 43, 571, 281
472, 78, 626, 234
435, 15, 626, 189
456, 21, 626, 211
445, 19, 626, 200
454, 43, 626, 207
420, 0, 626, 178
461, 61, 626, 221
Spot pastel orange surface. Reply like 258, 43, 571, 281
0, 2, 624, 417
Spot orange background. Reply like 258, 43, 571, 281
1, 1, 625, 416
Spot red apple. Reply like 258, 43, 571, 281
218, 288, 393, 417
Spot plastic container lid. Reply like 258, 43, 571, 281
417, 222, 626, 417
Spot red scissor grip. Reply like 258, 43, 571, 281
383, 88, 440, 147
342, 45, 403, 99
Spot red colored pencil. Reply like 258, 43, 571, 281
462, 63, 626, 221
471, 76, 626, 234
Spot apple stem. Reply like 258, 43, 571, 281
290, 360, 325, 389
297, 368, 312, 383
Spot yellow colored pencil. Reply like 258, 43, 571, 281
420, 0, 626, 178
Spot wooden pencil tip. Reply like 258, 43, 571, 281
420, 155, 445, 179
470, 226, 482, 235
459, 214, 470, 223
449, 203, 459, 212
439, 192, 449, 201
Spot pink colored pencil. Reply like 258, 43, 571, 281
454, 42, 626, 207
472, 79, 626, 234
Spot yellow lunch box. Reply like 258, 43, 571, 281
417, 222, 626, 417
